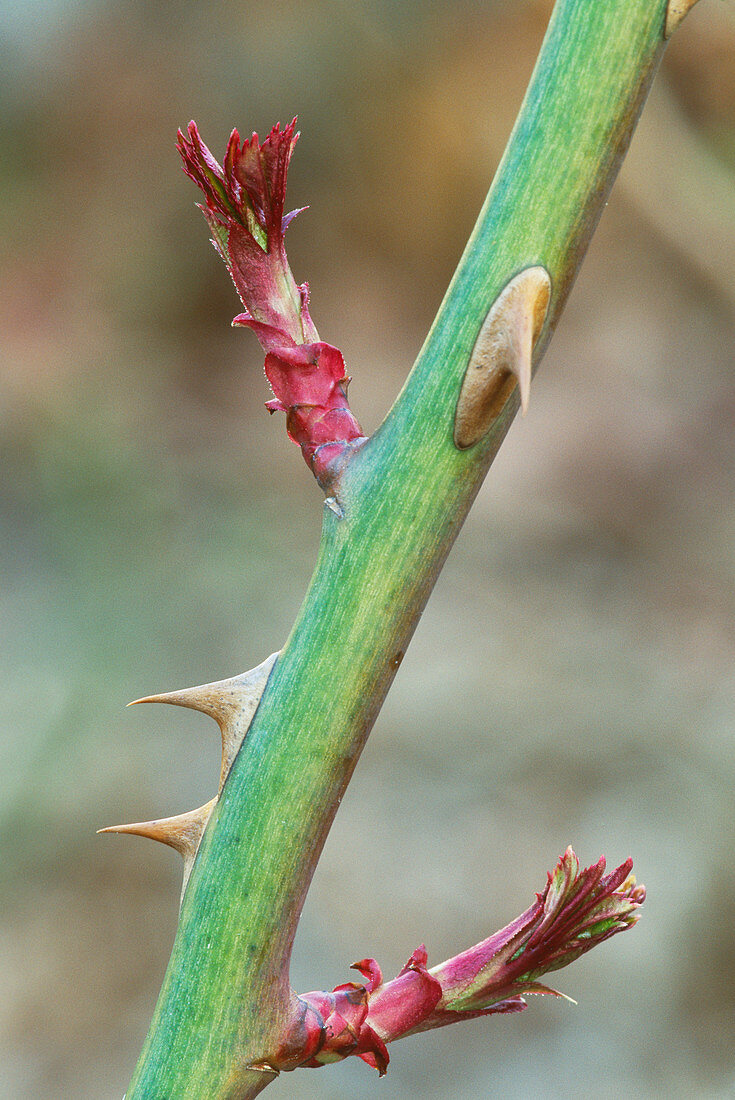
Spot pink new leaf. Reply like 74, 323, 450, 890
429, 847, 644, 1015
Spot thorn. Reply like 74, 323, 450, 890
510, 306, 533, 417
98, 798, 218, 901
324, 496, 344, 518
128, 651, 279, 790
664, 0, 700, 38
97, 798, 217, 860
454, 265, 551, 448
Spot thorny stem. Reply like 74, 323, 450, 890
125, 1, 688, 1096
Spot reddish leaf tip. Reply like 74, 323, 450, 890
178, 117, 363, 483
351, 958, 383, 991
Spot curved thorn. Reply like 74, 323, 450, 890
511, 306, 533, 417
97, 798, 217, 860
454, 266, 551, 448
664, 0, 700, 39
129, 652, 279, 790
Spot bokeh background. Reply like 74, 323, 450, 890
2, 1, 735, 1096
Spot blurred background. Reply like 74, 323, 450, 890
2, 0, 735, 1096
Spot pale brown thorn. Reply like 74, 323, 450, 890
98, 798, 218, 899
664, 0, 700, 38
128, 652, 279, 790
97, 798, 216, 859
509, 300, 533, 416
454, 265, 551, 448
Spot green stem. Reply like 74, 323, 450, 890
127, 1, 672, 1095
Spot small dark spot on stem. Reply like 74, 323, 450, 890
391, 651, 404, 670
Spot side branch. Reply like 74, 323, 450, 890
269, 849, 644, 1078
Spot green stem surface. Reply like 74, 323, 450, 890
128, 2, 671, 1095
